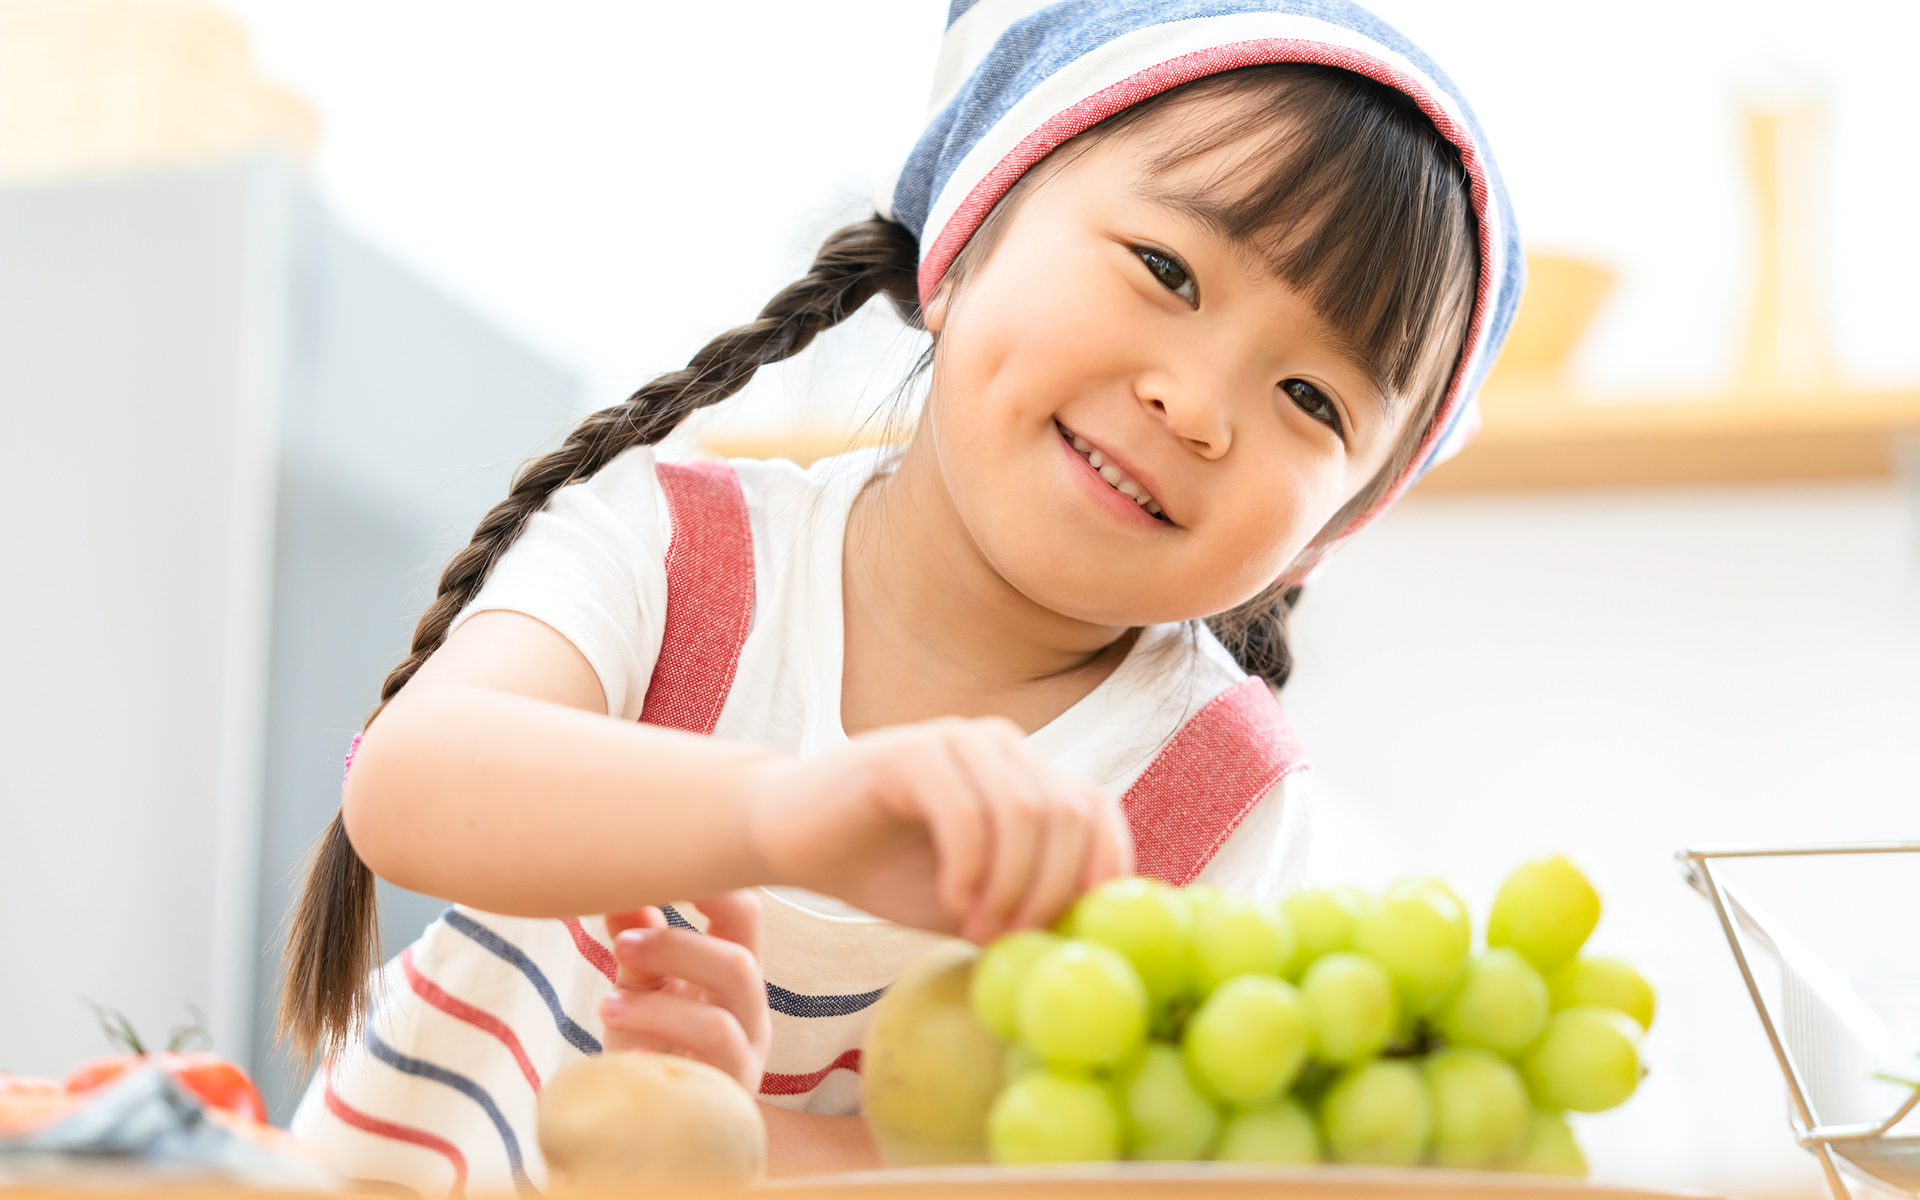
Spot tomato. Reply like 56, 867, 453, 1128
1, 1074, 78, 1137
65, 1053, 268, 1124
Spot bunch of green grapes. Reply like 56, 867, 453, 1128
968, 856, 1654, 1175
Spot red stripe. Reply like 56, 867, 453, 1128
564, 918, 617, 983
324, 1070, 468, 1197
399, 947, 542, 1095
1121, 678, 1306, 887
916, 38, 1500, 535
759, 1049, 862, 1097
639, 462, 755, 735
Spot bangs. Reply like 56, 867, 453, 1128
1108, 64, 1480, 411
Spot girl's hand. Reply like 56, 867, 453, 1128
741, 717, 1132, 943
597, 893, 771, 1093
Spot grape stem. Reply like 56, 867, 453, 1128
1380, 1019, 1438, 1059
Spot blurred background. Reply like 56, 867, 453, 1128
1, 2, 1916, 1197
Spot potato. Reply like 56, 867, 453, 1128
537, 1052, 765, 1190
861, 939, 1005, 1165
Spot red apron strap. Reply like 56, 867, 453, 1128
1120, 678, 1308, 887
638, 461, 756, 736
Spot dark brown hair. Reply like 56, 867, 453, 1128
279, 62, 1476, 1059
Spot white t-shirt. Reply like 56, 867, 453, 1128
291, 446, 1319, 1197
456, 444, 1317, 901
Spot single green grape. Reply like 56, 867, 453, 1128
1423, 1047, 1532, 1168
1214, 1097, 1321, 1164
1438, 947, 1550, 1056
1191, 894, 1295, 997
1404, 874, 1472, 923
1299, 951, 1395, 1065
1017, 940, 1149, 1070
1066, 877, 1192, 1006
1181, 975, 1308, 1107
1547, 955, 1656, 1031
1118, 1042, 1220, 1160
986, 1070, 1124, 1163
1507, 1108, 1588, 1177
1486, 856, 1601, 975
1352, 878, 1470, 1014
1280, 888, 1365, 982
1320, 1059, 1432, 1166
1520, 1006, 1642, 1113
971, 930, 1064, 1041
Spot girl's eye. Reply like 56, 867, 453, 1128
1134, 247, 1197, 305
1283, 379, 1344, 437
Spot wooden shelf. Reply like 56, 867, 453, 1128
1414, 387, 1920, 493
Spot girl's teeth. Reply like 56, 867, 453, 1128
1064, 425, 1162, 515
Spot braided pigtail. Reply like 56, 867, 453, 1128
1206, 584, 1305, 691
279, 216, 922, 1062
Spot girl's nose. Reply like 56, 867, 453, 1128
1136, 368, 1233, 460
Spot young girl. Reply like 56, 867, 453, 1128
284, 0, 1520, 1192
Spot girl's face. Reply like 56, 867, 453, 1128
921, 122, 1412, 629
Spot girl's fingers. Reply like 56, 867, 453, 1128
691, 890, 763, 964
607, 908, 672, 992
605, 906, 667, 941
879, 728, 990, 924
1090, 785, 1135, 885
610, 927, 767, 1048
950, 723, 1045, 942
597, 1005, 678, 1056
1007, 782, 1096, 933
598, 989, 760, 1091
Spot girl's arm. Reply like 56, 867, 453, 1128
758, 1107, 880, 1176
342, 609, 781, 917
345, 608, 1131, 941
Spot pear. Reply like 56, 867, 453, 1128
862, 939, 1006, 1164
537, 1051, 765, 1190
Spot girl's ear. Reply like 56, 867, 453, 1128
922, 281, 952, 335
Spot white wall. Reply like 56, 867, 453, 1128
219, 0, 1920, 403
1285, 483, 1920, 1196
0, 160, 284, 1082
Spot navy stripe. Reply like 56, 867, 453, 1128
444, 910, 603, 1056
661, 904, 696, 930
366, 1028, 540, 1199
766, 980, 888, 1018
656, 906, 888, 1017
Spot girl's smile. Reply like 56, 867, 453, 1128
1056, 419, 1171, 525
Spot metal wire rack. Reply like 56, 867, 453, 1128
1681, 841, 1920, 1200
